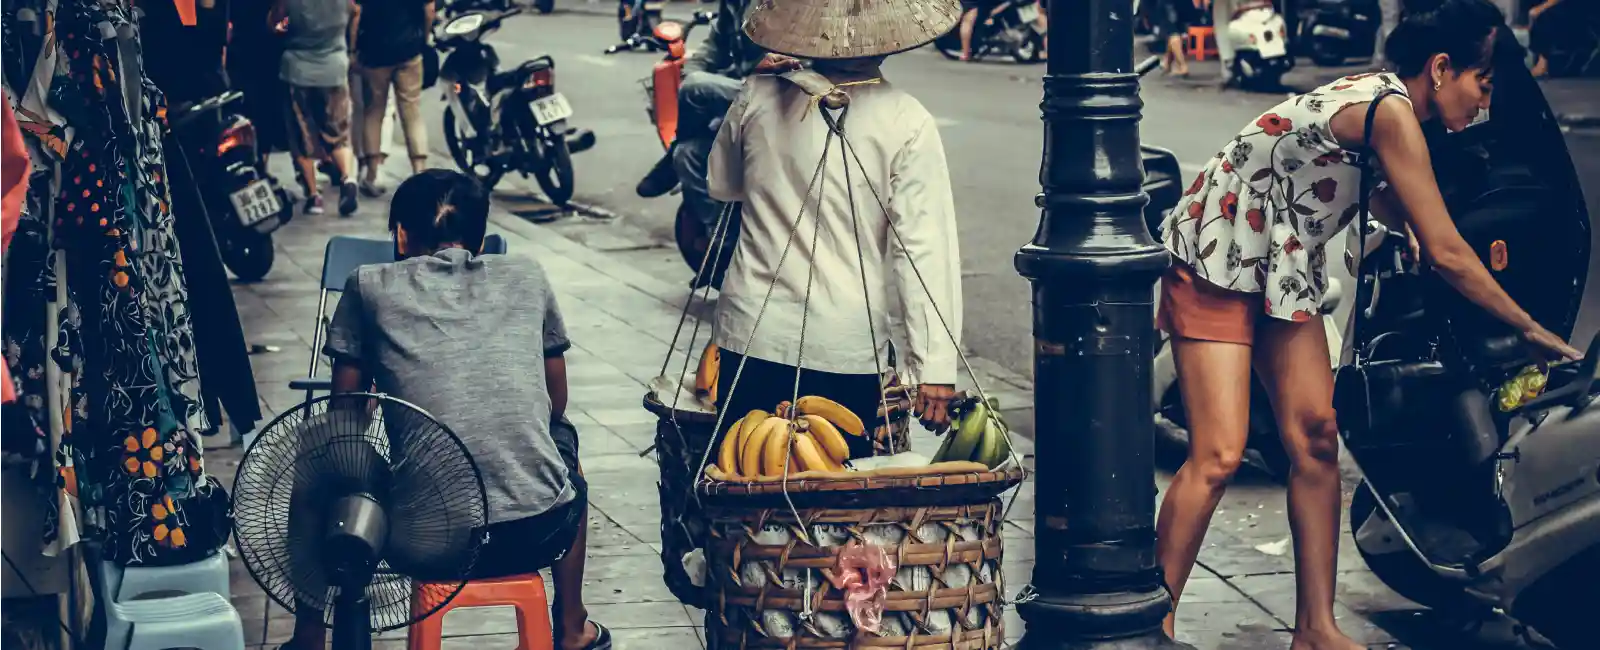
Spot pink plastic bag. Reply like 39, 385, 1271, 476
832, 542, 896, 634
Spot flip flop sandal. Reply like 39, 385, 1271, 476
585, 622, 613, 650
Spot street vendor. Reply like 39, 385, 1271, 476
706, 0, 967, 455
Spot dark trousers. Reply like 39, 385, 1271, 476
672, 71, 742, 231
715, 350, 882, 460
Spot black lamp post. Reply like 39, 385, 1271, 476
1013, 1, 1195, 648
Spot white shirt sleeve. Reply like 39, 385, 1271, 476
707, 80, 753, 203
887, 113, 962, 387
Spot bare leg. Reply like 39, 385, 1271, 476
1253, 318, 1363, 650
1156, 337, 1254, 638
552, 465, 600, 650
959, 9, 979, 60
331, 145, 358, 183
295, 155, 320, 196
1167, 34, 1189, 76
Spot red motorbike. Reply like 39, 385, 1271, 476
605, 11, 728, 284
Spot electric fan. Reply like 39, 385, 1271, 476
232, 393, 488, 650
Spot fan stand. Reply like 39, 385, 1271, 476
327, 493, 390, 650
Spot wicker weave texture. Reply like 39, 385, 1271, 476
706, 501, 1006, 649
743, 0, 964, 60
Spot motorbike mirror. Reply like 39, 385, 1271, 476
441, 13, 484, 37
1136, 55, 1160, 77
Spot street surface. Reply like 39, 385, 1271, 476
211, 4, 1595, 648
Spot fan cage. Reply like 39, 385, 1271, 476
232, 392, 490, 632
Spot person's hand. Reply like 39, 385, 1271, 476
754, 53, 803, 75
915, 384, 958, 434
1529, 4, 1548, 23
1523, 325, 1583, 362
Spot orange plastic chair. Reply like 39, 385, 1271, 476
1187, 26, 1220, 61
408, 573, 554, 650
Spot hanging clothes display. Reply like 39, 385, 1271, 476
3, 0, 232, 567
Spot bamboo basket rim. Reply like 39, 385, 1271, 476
643, 390, 719, 424
699, 466, 1026, 500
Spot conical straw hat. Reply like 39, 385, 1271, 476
743, 0, 964, 61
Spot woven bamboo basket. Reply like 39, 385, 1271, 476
644, 390, 919, 608
701, 468, 1024, 649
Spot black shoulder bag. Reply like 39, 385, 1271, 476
1332, 90, 1458, 454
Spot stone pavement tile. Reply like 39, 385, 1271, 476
1228, 574, 1397, 647
581, 554, 682, 604
610, 625, 705, 650
1193, 527, 1295, 579
587, 601, 700, 629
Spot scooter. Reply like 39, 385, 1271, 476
606, 10, 734, 286
1340, 31, 1595, 648
436, 8, 596, 205
442, 0, 552, 18
932, 0, 1046, 63
169, 91, 294, 282
1224, 0, 1294, 88
1300, 0, 1380, 67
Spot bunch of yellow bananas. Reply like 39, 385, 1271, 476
694, 343, 721, 406
715, 396, 864, 479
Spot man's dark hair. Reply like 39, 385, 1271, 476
1384, 0, 1507, 77
387, 169, 490, 252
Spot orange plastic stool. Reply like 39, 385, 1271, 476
1186, 26, 1220, 61
408, 573, 554, 650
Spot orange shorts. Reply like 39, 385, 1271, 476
1156, 262, 1260, 346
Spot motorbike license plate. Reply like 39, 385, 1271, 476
530, 93, 574, 126
1017, 4, 1039, 22
1312, 24, 1351, 39
643, 1, 665, 10
228, 180, 282, 228
1258, 38, 1287, 59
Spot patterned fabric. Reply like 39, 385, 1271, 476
1162, 72, 1409, 321
0, 0, 231, 566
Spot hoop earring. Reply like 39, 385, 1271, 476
1433, 80, 1442, 91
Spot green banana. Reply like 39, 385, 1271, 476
975, 415, 1012, 469
944, 399, 988, 463
931, 426, 960, 462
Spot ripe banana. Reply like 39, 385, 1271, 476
761, 419, 798, 477
791, 432, 835, 473
694, 343, 720, 405
943, 399, 989, 463
795, 396, 865, 437
742, 417, 789, 477
733, 410, 770, 462
799, 414, 850, 464
717, 413, 748, 477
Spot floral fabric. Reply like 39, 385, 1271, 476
1161, 72, 1409, 321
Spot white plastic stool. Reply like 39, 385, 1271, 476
99, 551, 233, 647
111, 592, 245, 650
101, 550, 231, 602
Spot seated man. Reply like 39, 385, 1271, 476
282, 170, 610, 650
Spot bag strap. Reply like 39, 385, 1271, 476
1351, 89, 1405, 366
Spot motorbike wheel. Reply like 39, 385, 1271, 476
1011, 31, 1044, 63
536, 0, 554, 14
221, 231, 275, 283
1309, 37, 1347, 67
531, 130, 575, 207
1348, 483, 1483, 614
443, 108, 504, 191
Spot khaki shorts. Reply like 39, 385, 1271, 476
284, 84, 351, 160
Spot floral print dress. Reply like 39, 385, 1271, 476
1161, 72, 1410, 322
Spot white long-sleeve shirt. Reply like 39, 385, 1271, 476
707, 74, 962, 386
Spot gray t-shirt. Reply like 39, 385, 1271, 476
324, 247, 576, 524
280, 0, 352, 87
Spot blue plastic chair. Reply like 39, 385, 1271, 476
288, 234, 509, 401
111, 592, 244, 650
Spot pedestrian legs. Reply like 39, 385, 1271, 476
391, 56, 429, 174
360, 62, 397, 190
1212, 0, 1238, 82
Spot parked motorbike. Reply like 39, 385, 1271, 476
442, 0, 552, 18
932, 0, 1045, 63
616, 0, 665, 43
1338, 33, 1595, 648
1300, 0, 1379, 67
436, 8, 596, 205
169, 91, 293, 282
1224, 0, 1295, 88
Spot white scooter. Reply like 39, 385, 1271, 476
1222, 0, 1295, 88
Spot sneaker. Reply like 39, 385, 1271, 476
359, 177, 387, 198
304, 193, 325, 215
635, 149, 680, 198
338, 182, 359, 217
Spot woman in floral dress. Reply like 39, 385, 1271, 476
1154, 1, 1580, 648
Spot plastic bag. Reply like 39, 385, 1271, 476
832, 542, 896, 634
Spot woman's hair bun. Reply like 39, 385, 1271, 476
1383, 0, 1505, 77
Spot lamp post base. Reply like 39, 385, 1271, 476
1016, 587, 1199, 650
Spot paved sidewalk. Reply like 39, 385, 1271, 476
205, 153, 1533, 649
